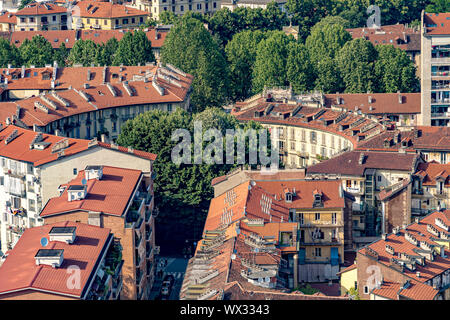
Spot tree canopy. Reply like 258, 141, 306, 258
112, 30, 155, 66
19, 35, 54, 67
161, 17, 230, 112
0, 38, 22, 67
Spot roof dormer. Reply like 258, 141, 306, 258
67, 185, 87, 201
85, 165, 103, 180
34, 249, 64, 268
49, 226, 76, 244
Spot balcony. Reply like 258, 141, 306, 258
146, 244, 153, 259
146, 226, 152, 241
135, 233, 142, 248
3, 167, 26, 180
136, 270, 144, 287
431, 98, 450, 104
412, 207, 435, 215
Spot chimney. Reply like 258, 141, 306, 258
416, 271, 420, 278
368, 96, 373, 103
381, 233, 387, 240
358, 153, 365, 165
398, 92, 403, 104
21, 65, 25, 78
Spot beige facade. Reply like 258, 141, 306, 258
16, 11, 68, 31
134, 0, 220, 20
266, 123, 353, 168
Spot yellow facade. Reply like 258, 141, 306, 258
73, 15, 148, 30
0, 22, 14, 31
297, 209, 345, 264
339, 266, 357, 296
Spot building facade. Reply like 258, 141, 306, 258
15, 2, 69, 31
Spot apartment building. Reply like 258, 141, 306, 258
0, 0, 19, 13
231, 90, 385, 168
181, 178, 354, 300
0, 221, 123, 300
0, 11, 15, 31
420, 11, 450, 126
39, 165, 157, 300
324, 93, 421, 128
346, 24, 421, 71
412, 161, 450, 215
357, 127, 450, 164
15, 2, 69, 31
9, 27, 168, 59
133, 0, 219, 21
340, 210, 450, 300
0, 64, 193, 141
72, 1, 149, 30
0, 124, 157, 254
306, 150, 421, 242
221, 0, 287, 12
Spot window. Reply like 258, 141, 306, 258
346, 180, 352, 188
73, 168, 77, 175
20, 18, 25, 23
140, 17, 143, 23
104, 20, 107, 25
0, 176, 3, 185
30, 17, 34, 22
123, 18, 128, 24
180, 5, 184, 11
299, 213, 304, 225
52, 15, 56, 21
377, 175, 382, 182
112, 121, 117, 132
315, 213, 320, 221
28, 199, 35, 212
354, 281, 358, 290
332, 213, 337, 224
197, 3, 202, 9
132, 18, 135, 24
314, 248, 322, 257
115, 19, 119, 25
87, 18, 90, 24
213, 2, 216, 8
364, 286, 369, 294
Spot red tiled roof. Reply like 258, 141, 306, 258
233, 99, 385, 149
72, 1, 149, 18
371, 279, 439, 300
10, 28, 167, 49
40, 165, 142, 217
0, 11, 16, 24
357, 127, 450, 152
424, 12, 450, 35
360, 210, 450, 284
0, 125, 157, 166
16, 2, 68, 16
417, 162, 450, 186
346, 24, 420, 51
324, 93, 421, 115
0, 221, 111, 298
0, 67, 193, 128
307, 150, 418, 176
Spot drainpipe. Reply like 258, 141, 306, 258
293, 254, 298, 289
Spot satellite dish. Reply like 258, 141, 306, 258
40, 237, 48, 247
81, 178, 87, 185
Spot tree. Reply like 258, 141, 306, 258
336, 0, 368, 28
161, 17, 230, 112
225, 30, 268, 101
0, 38, 22, 67
117, 107, 266, 254
96, 38, 118, 66
374, 44, 419, 93
18, 0, 33, 10
336, 38, 378, 93
67, 39, 98, 66
426, 0, 450, 13
252, 32, 294, 93
208, 8, 242, 47
263, 1, 289, 30
306, 19, 352, 65
19, 35, 54, 67
158, 11, 179, 25
314, 56, 345, 93
286, 0, 338, 40
113, 30, 154, 66
286, 42, 315, 93
53, 42, 69, 67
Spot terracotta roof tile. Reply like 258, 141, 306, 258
72, 1, 149, 18
16, 2, 68, 16
424, 12, 450, 35
40, 165, 142, 217
0, 221, 111, 298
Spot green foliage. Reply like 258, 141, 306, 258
225, 30, 269, 101
294, 284, 319, 295
117, 108, 266, 249
96, 38, 118, 66
19, 35, 54, 67
348, 287, 360, 300
161, 17, 230, 112
374, 44, 419, 93
426, 0, 450, 13
336, 38, 378, 93
67, 39, 98, 66
314, 56, 344, 93
53, 42, 69, 67
158, 11, 179, 25
18, 0, 33, 10
0, 38, 22, 67
252, 32, 295, 93
286, 42, 315, 93
112, 30, 155, 66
